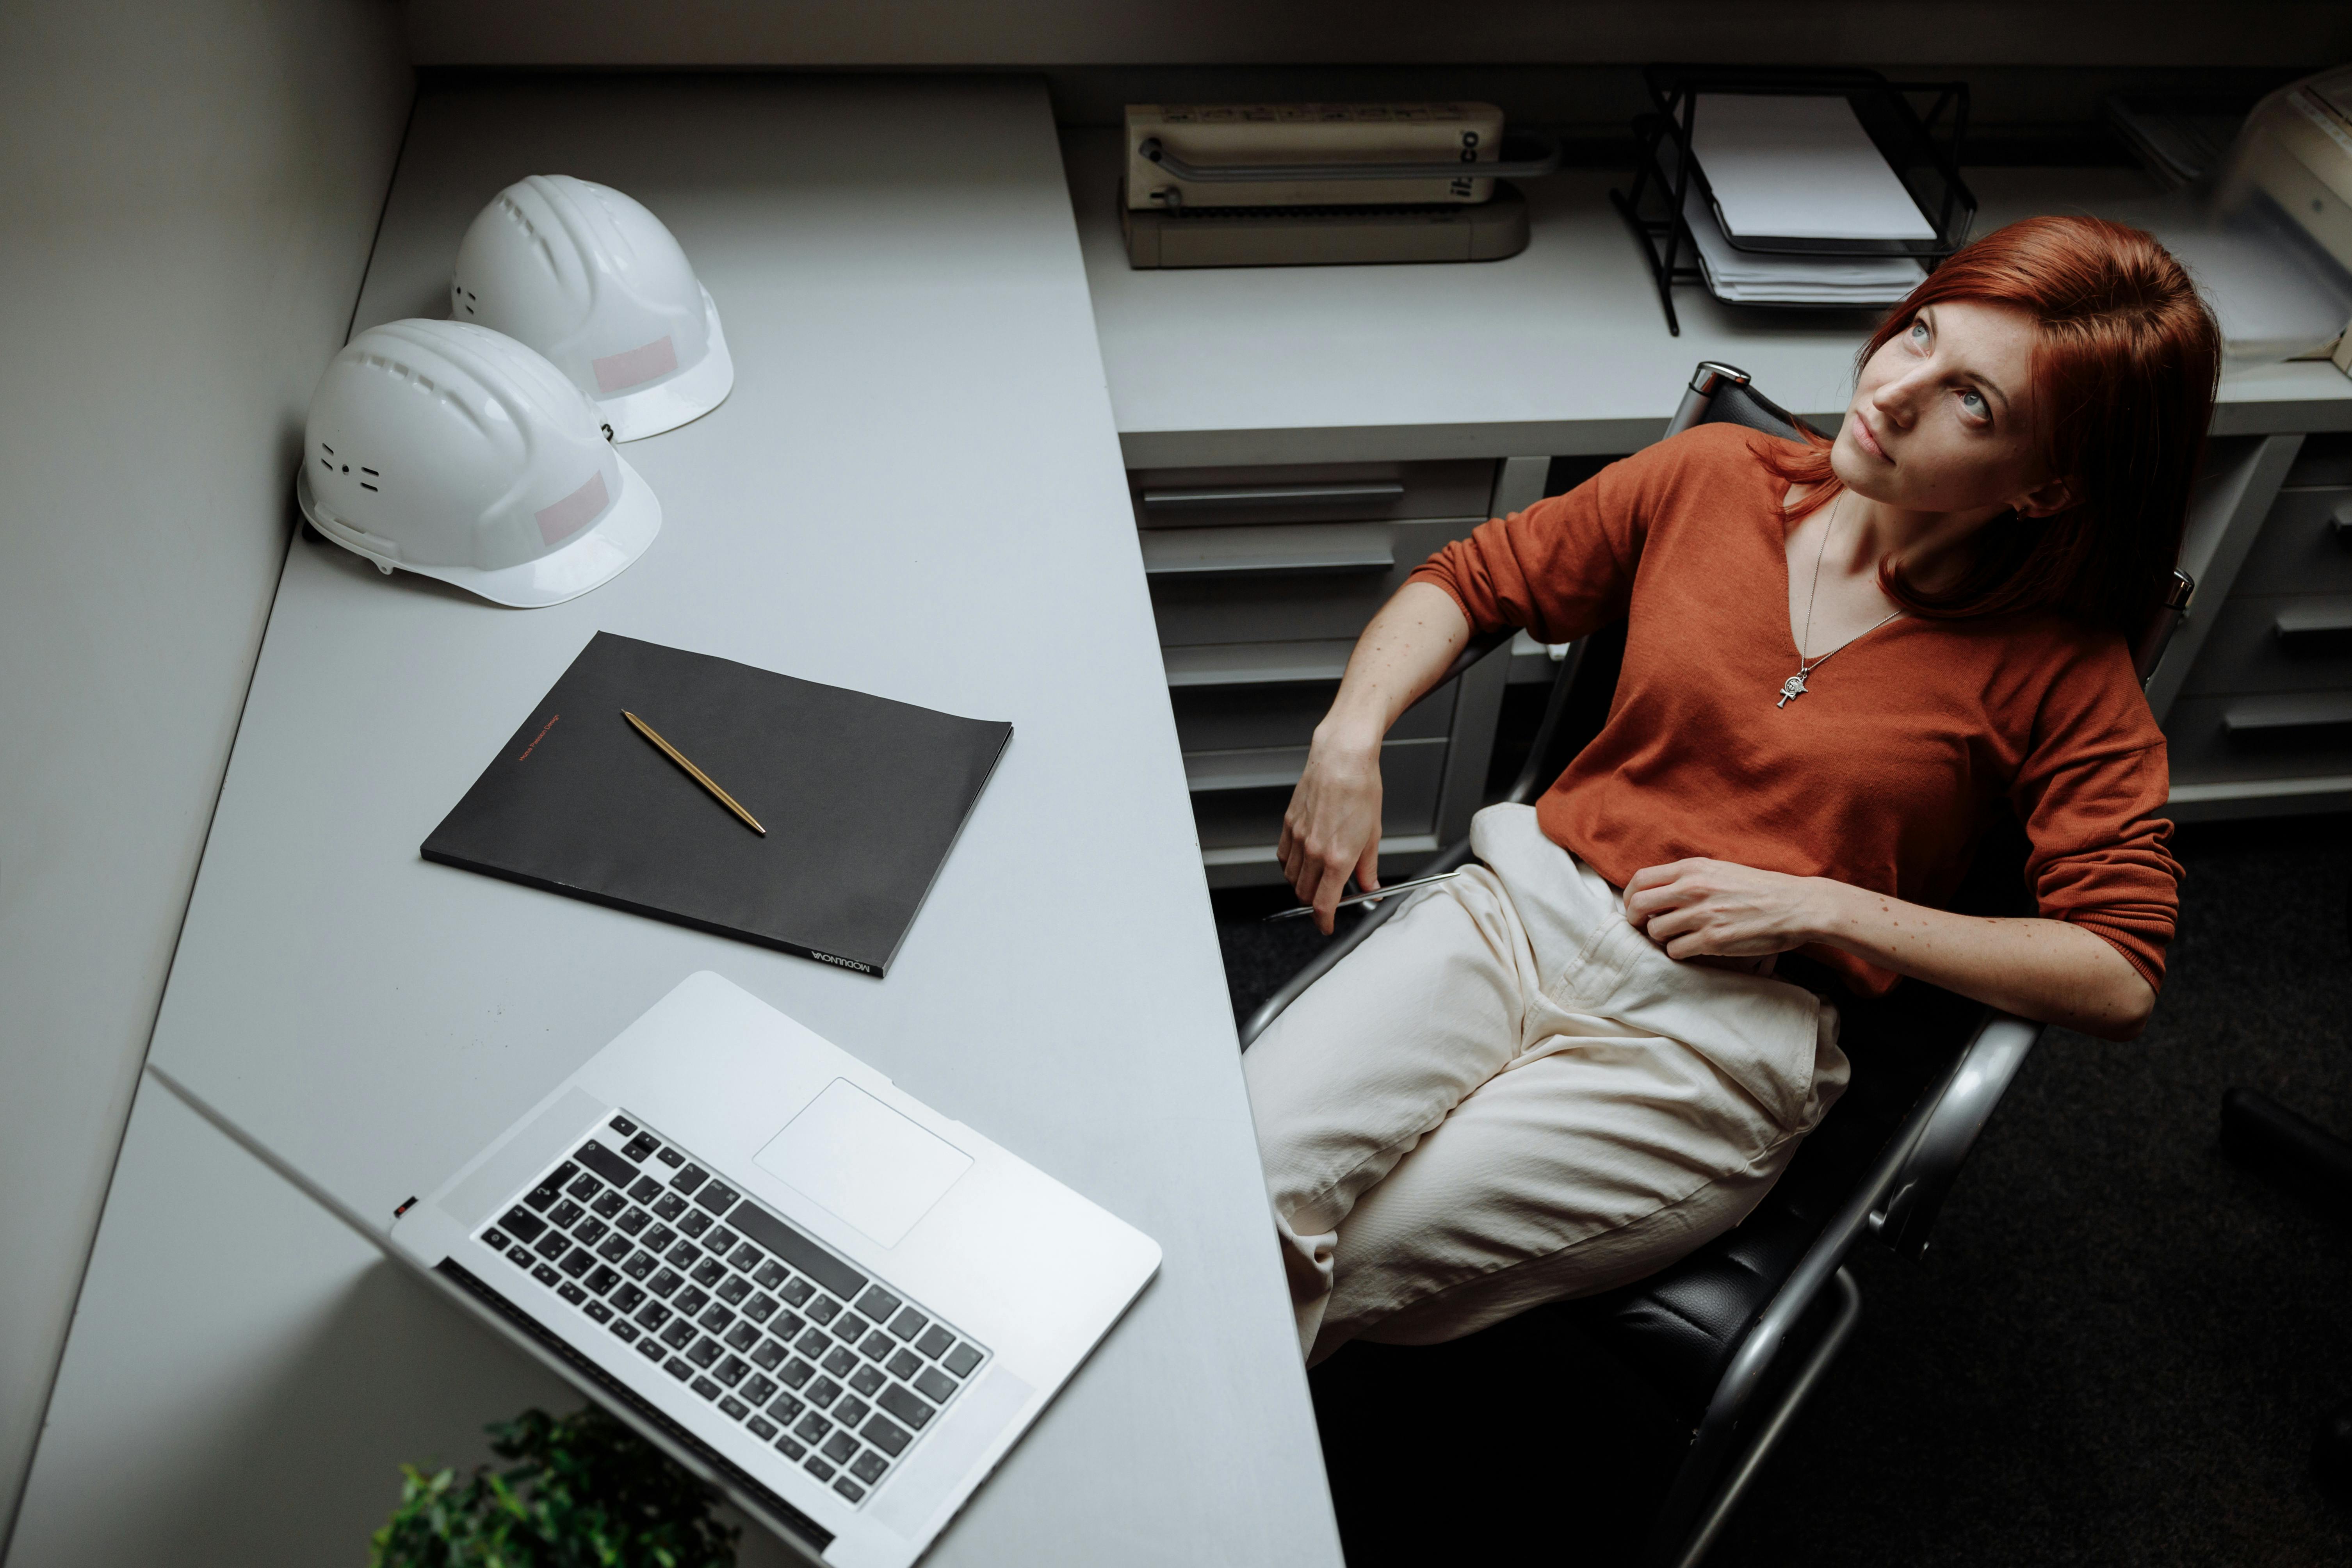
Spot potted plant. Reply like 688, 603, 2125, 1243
370, 1405, 739, 1567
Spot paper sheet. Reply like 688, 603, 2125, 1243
1689, 94, 1934, 242
1681, 185, 1924, 305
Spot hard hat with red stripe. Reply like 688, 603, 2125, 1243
297, 318, 662, 608
452, 175, 735, 442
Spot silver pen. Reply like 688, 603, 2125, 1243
1262, 867, 1465, 922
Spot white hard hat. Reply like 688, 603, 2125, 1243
451, 174, 734, 442
297, 318, 662, 608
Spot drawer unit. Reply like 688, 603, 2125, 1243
1170, 677, 1455, 754
2228, 486, 2352, 596
1136, 454, 1528, 887
1130, 459, 1497, 530
2178, 592, 2352, 697
1149, 519, 1482, 647
2165, 692, 2352, 787
1186, 737, 1449, 850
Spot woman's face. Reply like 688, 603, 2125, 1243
1831, 300, 2070, 518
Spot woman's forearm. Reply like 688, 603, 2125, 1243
1313, 582, 1473, 754
1816, 883, 2154, 1040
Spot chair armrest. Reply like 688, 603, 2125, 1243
1235, 836, 1478, 1049
1442, 628, 1513, 684
1643, 1013, 1962, 1566
1866, 1010, 2042, 1259
1643, 1006, 2037, 1563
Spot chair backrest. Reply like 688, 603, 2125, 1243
1668, 361, 1819, 444
1668, 361, 2193, 689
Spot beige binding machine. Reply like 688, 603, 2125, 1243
1120, 102, 1560, 269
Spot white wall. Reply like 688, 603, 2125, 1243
404, 0, 2352, 69
0, 0, 411, 1543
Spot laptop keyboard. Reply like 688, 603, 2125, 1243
474, 1112, 991, 1508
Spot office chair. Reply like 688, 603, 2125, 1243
1240, 361, 2197, 1568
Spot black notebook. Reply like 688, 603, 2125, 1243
422, 632, 1012, 977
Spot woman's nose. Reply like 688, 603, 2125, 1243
1870, 367, 1930, 429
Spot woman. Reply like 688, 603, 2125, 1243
1248, 216, 2219, 1365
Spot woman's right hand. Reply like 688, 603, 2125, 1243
1271, 579, 1472, 931
1278, 728, 1385, 934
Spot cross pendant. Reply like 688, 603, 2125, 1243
1776, 673, 1808, 708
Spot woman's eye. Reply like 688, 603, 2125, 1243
1910, 321, 1930, 344
1958, 388, 1989, 420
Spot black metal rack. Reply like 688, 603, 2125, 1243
1611, 66, 1976, 334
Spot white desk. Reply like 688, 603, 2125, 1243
18, 77, 1339, 1567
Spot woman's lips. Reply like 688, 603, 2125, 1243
1849, 411, 1889, 462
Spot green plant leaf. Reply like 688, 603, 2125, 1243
370, 1406, 740, 1568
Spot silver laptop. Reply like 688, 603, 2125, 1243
389, 970, 1161, 1566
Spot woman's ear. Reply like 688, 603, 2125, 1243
2012, 475, 2074, 519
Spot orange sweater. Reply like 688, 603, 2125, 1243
1407, 424, 2179, 996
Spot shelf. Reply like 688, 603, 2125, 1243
1201, 834, 1444, 889
1183, 735, 1446, 794
1161, 639, 1357, 687
1140, 522, 1393, 578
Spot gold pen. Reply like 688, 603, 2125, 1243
622, 710, 767, 836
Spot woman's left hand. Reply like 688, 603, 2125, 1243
1622, 858, 1845, 959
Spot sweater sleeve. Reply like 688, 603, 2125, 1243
2007, 639, 2181, 993
1405, 434, 1677, 643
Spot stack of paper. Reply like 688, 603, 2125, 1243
1679, 94, 1933, 306
1683, 183, 1925, 304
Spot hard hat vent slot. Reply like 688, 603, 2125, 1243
359, 353, 439, 399
495, 196, 542, 244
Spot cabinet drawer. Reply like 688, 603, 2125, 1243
1172, 677, 1454, 753
2164, 692, 2352, 787
2178, 591, 2352, 696
2229, 486, 2352, 596
1187, 737, 1446, 849
1141, 523, 1392, 578
1131, 459, 1496, 530
1149, 519, 1478, 646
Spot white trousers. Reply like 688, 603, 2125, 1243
1245, 805, 1850, 1365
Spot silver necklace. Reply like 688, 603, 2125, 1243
1777, 493, 1904, 709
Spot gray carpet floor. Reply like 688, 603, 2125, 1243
1212, 813, 2352, 1567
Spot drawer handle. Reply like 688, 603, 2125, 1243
2334, 498, 2352, 541
1141, 522, 1394, 578
1138, 132, 1565, 185
2273, 600, 2352, 656
1143, 482, 1406, 510
2222, 693, 2352, 739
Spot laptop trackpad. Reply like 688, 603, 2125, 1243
754, 1079, 973, 1249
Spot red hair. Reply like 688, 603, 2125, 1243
1763, 215, 2220, 635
